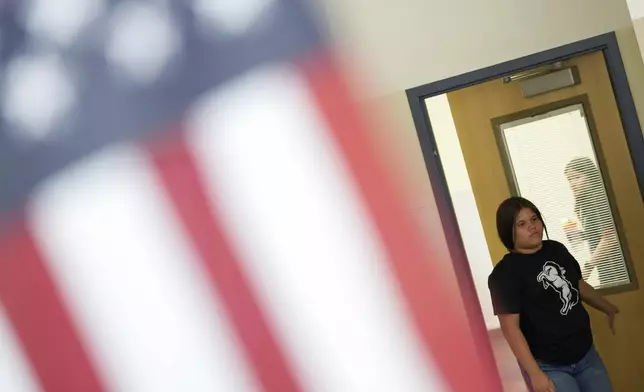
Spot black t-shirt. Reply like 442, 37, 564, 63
488, 240, 593, 365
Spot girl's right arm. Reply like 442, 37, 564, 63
499, 314, 555, 392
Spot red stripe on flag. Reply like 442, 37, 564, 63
299, 53, 503, 392
0, 217, 107, 392
147, 133, 303, 392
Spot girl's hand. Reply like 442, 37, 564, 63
530, 370, 556, 392
607, 305, 620, 335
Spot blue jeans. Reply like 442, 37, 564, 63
526, 346, 613, 392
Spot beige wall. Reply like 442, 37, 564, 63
320, 0, 634, 98
318, 0, 644, 212
634, 18, 644, 55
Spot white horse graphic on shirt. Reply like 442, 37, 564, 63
536, 261, 579, 315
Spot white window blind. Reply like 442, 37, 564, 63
499, 103, 630, 289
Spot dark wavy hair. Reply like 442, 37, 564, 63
496, 196, 548, 251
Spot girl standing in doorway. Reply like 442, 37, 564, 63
564, 157, 619, 286
489, 197, 619, 392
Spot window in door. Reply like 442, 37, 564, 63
496, 101, 630, 289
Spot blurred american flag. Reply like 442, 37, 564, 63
0, 0, 501, 391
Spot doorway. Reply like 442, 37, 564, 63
407, 32, 644, 392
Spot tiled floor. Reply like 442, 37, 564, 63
488, 328, 529, 392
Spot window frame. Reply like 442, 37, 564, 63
491, 94, 638, 294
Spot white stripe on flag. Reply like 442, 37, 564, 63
0, 307, 43, 392
27, 145, 261, 392
186, 64, 447, 392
